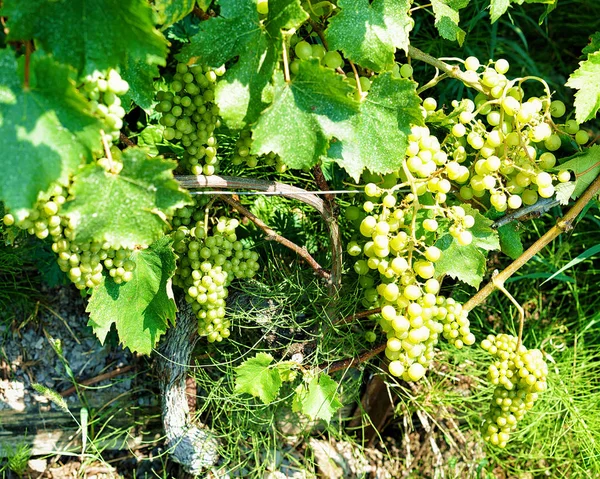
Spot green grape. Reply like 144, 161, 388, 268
400, 64, 413, 78
323, 50, 343, 69
256, 0, 268, 14
294, 41, 313, 60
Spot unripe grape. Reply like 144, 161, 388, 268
294, 41, 313, 60
549, 100, 566, 117
256, 0, 268, 14
464, 56, 480, 71
400, 64, 413, 78
494, 59, 510, 74
575, 130, 589, 145
323, 50, 343, 69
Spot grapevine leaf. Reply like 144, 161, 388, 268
489, 0, 510, 23
0, 50, 103, 218
566, 51, 600, 123
299, 373, 343, 423
119, 54, 165, 111
251, 61, 359, 169
462, 205, 500, 251
86, 236, 177, 355
2, 0, 168, 100
178, 0, 308, 128
434, 235, 487, 288
62, 149, 193, 249
556, 145, 600, 199
328, 73, 423, 181
582, 32, 600, 56
325, 0, 412, 72
154, 0, 196, 29
234, 353, 282, 404
498, 223, 523, 260
430, 0, 466, 45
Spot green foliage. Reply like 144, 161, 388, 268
498, 223, 524, 260
325, 0, 412, 71
328, 73, 423, 180
0, 50, 103, 216
62, 148, 192, 249
234, 352, 284, 404
251, 61, 359, 170
293, 373, 343, 423
557, 145, 600, 199
435, 208, 499, 289
430, 0, 467, 45
86, 236, 178, 354
566, 51, 600, 123
1, 0, 167, 108
178, 0, 308, 128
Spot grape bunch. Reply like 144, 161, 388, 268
156, 62, 224, 176
80, 69, 129, 142
172, 215, 260, 342
3, 167, 136, 290
346, 163, 477, 381
231, 129, 286, 173
422, 57, 588, 211
480, 334, 548, 447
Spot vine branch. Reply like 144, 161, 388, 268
216, 194, 331, 281
408, 45, 486, 94
24, 40, 32, 91
176, 175, 343, 293
464, 172, 600, 313
320, 341, 387, 374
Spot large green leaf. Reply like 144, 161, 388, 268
251, 61, 360, 169
325, 0, 412, 72
0, 50, 103, 218
178, 0, 308, 128
328, 73, 423, 181
566, 51, 600, 123
86, 236, 177, 355
234, 353, 282, 404
489, 0, 510, 22
62, 148, 192, 249
2, 0, 167, 108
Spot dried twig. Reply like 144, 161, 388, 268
320, 341, 387, 374
60, 365, 134, 397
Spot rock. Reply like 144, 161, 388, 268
28, 458, 47, 473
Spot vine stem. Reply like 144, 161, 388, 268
463, 171, 600, 313
282, 38, 291, 83
320, 341, 387, 374
216, 194, 331, 281
176, 175, 342, 293
408, 45, 486, 94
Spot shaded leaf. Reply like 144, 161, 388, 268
86, 236, 177, 355
498, 223, 523, 260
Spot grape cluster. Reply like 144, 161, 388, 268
3, 159, 136, 290
231, 129, 286, 173
481, 334, 548, 447
172, 216, 260, 341
156, 63, 224, 176
81, 69, 129, 142
422, 57, 588, 211
347, 166, 477, 381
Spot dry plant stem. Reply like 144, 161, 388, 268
24, 40, 32, 90
464, 172, 600, 314
336, 307, 382, 326
282, 39, 291, 83
349, 60, 363, 97
321, 341, 387, 374
60, 365, 134, 397
177, 175, 343, 292
217, 194, 331, 281
408, 45, 486, 94
120, 132, 136, 147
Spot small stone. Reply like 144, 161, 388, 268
28, 458, 47, 473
